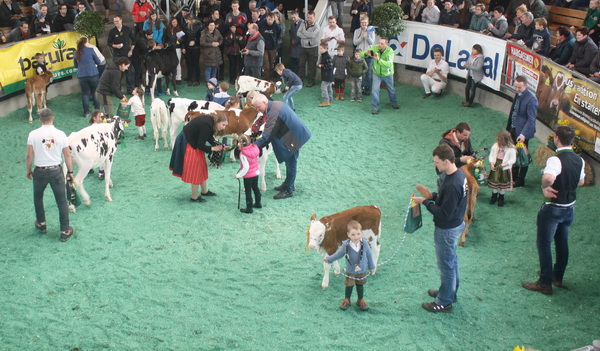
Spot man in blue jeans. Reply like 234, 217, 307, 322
361, 38, 399, 114
252, 93, 311, 200
412, 144, 468, 313
522, 126, 585, 295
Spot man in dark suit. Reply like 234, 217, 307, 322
505, 75, 538, 187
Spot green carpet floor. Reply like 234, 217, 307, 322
0, 81, 598, 350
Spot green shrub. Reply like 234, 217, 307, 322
371, 3, 405, 39
74, 10, 105, 39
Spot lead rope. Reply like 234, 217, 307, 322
336, 199, 411, 280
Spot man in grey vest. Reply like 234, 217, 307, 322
242, 22, 265, 78
522, 126, 585, 295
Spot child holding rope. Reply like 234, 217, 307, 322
234, 134, 261, 214
488, 130, 516, 207
323, 220, 376, 311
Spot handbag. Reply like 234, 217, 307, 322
404, 199, 422, 234
515, 142, 531, 167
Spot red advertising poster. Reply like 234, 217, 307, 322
504, 43, 541, 91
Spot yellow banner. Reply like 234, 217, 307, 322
0, 32, 93, 95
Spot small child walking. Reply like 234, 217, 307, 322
318, 43, 334, 107
127, 87, 146, 140
324, 220, 376, 311
275, 63, 303, 111
488, 130, 517, 207
332, 46, 349, 100
235, 134, 262, 214
348, 49, 368, 102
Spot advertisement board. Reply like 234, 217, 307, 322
504, 42, 542, 92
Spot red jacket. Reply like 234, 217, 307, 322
131, 1, 153, 23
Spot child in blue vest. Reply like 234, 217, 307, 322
324, 220, 376, 311
234, 134, 261, 213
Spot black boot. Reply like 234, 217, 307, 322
240, 200, 253, 214
253, 194, 262, 208
515, 166, 528, 187
498, 194, 505, 207
489, 193, 498, 205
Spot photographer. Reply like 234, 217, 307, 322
360, 38, 399, 114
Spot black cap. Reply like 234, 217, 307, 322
182, 6, 189, 12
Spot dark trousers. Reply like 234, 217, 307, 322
262, 49, 277, 81
289, 57, 300, 74
510, 130, 529, 184
245, 65, 262, 79
334, 79, 345, 91
243, 176, 261, 205
536, 204, 574, 286
185, 48, 200, 83
33, 167, 70, 232
228, 54, 242, 84
299, 46, 318, 84
465, 75, 478, 104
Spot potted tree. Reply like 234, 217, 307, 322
370, 2, 405, 39
74, 10, 105, 40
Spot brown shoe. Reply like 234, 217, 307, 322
318, 101, 329, 107
461, 101, 472, 107
60, 227, 74, 242
536, 270, 564, 287
339, 94, 345, 101
35, 221, 47, 234
522, 280, 553, 295
422, 93, 431, 99
357, 299, 369, 311
340, 298, 351, 311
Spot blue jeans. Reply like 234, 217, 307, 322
282, 152, 299, 192
371, 74, 398, 111
204, 66, 217, 82
78, 75, 100, 115
283, 84, 302, 110
536, 204, 574, 286
362, 56, 374, 91
33, 167, 70, 232
434, 222, 465, 306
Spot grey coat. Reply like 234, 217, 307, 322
200, 29, 223, 66
467, 54, 484, 83
297, 21, 320, 48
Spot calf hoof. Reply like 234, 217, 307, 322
84, 201, 91, 206
164, 146, 169, 151
154, 147, 159, 152
69, 205, 77, 213
334, 271, 340, 276
174, 91, 179, 97
106, 196, 113, 202
321, 284, 328, 290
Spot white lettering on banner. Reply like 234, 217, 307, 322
509, 46, 534, 65
391, 22, 507, 90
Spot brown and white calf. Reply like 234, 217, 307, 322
67, 118, 123, 212
306, 205, 382, 289
458, 161, 480, 246
25, 71, 54, 123
235, 75, 279, 97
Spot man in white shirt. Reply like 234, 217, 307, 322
321, 16, 345, 57
420, 48, 449, 98
26, 108, 75, 242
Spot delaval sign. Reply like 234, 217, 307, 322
390, 22, 507, 90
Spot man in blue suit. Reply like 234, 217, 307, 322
253, 93, 311, 199
506, 75, 538, 187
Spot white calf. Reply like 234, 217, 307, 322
150, 98, 170, 151
67, 119, 123, 212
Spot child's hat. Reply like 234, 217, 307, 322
208, 78, 218, 87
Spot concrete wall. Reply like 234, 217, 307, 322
1, 77, 81, 118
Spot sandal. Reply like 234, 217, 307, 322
60, 227, 74, 242
35, 221, 47, 234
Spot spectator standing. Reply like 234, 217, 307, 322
166, 17, 185, 84
297, 11, 320, 87
462, 44, 484, 107
361, 38, 399, 114
321, 16, 345, 58
52, 4, 74, 32
333, 46, 349, 100
74, 37, 101, 119
288, 10, 303, 73
411, 144, 468, 314
521, 126, 585, 296
225, 0, 247, 36
259, 12, 281, 81
421, 0, 440, 24
183, 14, 203, 86
566, 27, 598, 76
348, 48, 368, 102
131, 29, 152, 89
350, 0, 370, 34
223, 22, 246, 83
318, 43, 334, 107
550, 27, 575, 65
107, 15, 135, 93
26, 108, 74, 242
505, 75, 537, 187
527, 18, 550, 56
420, 48, 449, 99
241, 22, 265, 78
143, 9, 165, 47
200, 20, 224, 82
488, 6, 508, 38
353, 17, 375, 95
405, 0, 424, 22
131, 0, 153, 33
469, 4, 489, 31
329, 0, 346, 28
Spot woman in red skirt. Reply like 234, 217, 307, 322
169, 112, 229, 202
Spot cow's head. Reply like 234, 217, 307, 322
306, 214, 333, 251
107, 116, 124, 142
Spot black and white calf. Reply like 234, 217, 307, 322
167, 98, 225, 148
143, 45, 180, 101
67, 118, 123, 212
